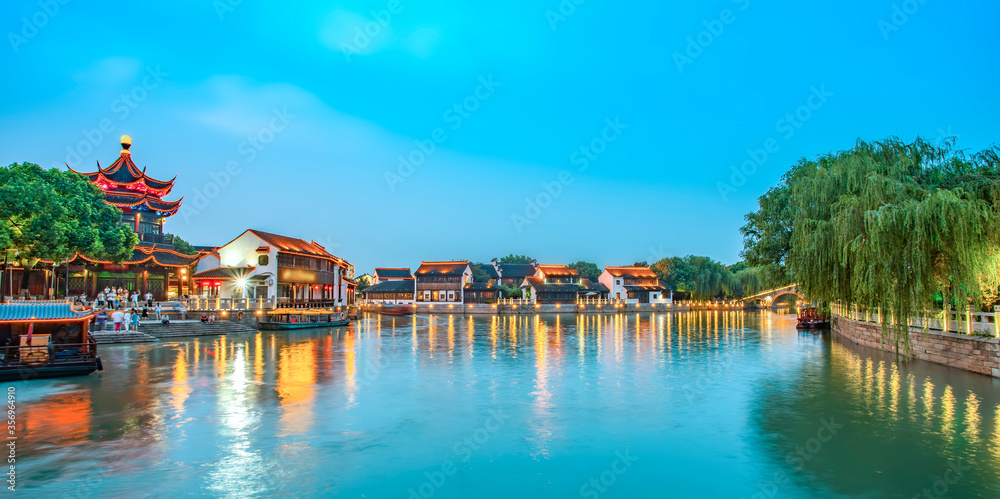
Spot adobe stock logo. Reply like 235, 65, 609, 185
7, 0, 71, 54
716, 85, 832, 201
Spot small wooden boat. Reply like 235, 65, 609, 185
796, 307, 830, 330
379, 303, 413, 316
258, 308, 350, 330
0, 300, 103, 381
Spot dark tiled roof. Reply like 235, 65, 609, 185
248, 230, 341, 261
363, 280, 415, 294
498, 262, 537, 279
375, 268, 413, 279
464, 282, 499, 291
521, 277, 580, 292
578, 279, 609, 293
415, 261, 469, 276
70, 152, 176, 192
537, 264, 578, 278
0, 300, 94, 322
192, 266, 256, 280
624, 284, 667, 292
604, 266, 659, 278
480, 265, 499, 279
72, 245, 200, 267
101, 189, 182, 215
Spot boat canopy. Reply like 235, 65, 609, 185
0, 300, 94, 323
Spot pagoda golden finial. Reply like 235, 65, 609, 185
120, 135, 132, 154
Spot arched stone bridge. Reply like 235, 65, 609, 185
741, 284, 806, 308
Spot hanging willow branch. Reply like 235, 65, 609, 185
743, 138, 1000, 353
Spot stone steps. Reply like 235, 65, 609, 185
140, 321, 256, 339
90, 330, 158, 344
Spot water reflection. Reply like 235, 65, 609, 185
13, 312, 1000, 497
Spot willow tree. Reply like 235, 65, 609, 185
741, 138, 1000, 351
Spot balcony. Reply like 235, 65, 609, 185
137, 233, 174, 246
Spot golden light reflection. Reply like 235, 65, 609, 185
277, 341, 317, 436
941, 385, 955, 442
923, 378, 935, 422
964, 391, 981, 445
171, 347, 191, 416
345, 330, 357, 405
993, 404, 1000, 462
490, 316, 498, 359
254, 333, 264, 385
889, 363, 899, 419
22, 390, 92, 444
531, 317, 553, 457
447, 315, 456, 361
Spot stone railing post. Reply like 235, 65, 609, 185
966, 306, 973, 336
994, 305, 1000, 337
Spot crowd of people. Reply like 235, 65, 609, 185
80, 287, 186, 333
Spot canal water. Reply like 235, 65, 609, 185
11, 312, 1000, 498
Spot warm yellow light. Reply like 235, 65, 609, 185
555, 304, 560, 308
256, 310, 262, 315
449, 304, 454, 308
535, 305, 540, 309
181, 268, 187, 274
221, 311, 228, 316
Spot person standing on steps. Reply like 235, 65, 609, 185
111, 308, 125, 332
155, 303, 162, 320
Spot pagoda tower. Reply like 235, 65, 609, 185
68, 135, 183, 247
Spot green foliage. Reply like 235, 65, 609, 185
168, 233, 197, 255
499, 254, 533, 263
0, 163, 137, 264
500, 284, 522, 299
741, 137, 1000, 351
650, 255, 758, 300
470, 262, 494, 283
567, 261, 601, 281
632, 261, 648, 267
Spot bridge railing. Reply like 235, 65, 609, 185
832, 302, 1000, 337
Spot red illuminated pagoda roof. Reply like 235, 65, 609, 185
68, 136, 182, 215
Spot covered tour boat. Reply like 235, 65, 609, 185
796, 307, 830, 330
378, 303, 413, 316
258, 308, 350, 330
0, 300, 103, 381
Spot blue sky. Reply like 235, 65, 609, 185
2, 0, 998, 273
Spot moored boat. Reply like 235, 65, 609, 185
796, 307, 830, 330
258, 308, 350, 330
378, 303, 413, 316
0, 300, 103, 381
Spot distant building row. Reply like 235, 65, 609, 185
360, 260, 671, 305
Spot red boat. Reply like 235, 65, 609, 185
379, 304, 413, 316
796, 307, 830, 330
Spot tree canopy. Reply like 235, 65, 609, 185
499, 254, 533, 263
0, 162, 137, 263
650, 255, 759, 300
741, 137, 1000, 350
470, 262, 494, 283
168, 233, 197, 255
567, 261, 601, 281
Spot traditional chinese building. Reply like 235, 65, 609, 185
414, 261, 472, 304
60, 136, 199, 301
68, 135, 182, 246
519, 264, 608, 304
192, 229, 356, 306
599, 266, 670, 303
